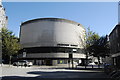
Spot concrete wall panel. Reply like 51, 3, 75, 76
20, 18, 86, 48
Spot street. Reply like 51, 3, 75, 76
1, 65, 109, 80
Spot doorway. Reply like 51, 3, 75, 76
45, 59, 52, 66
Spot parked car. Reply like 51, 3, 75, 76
13, 60, 33, 67
88, 62, 96, 65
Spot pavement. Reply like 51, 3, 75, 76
1, 64, 109, 80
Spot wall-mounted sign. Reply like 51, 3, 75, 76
23, 52, 26, 57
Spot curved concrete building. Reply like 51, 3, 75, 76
19, 18, 86, 66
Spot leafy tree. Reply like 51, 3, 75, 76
84, 27, 109, 67
84, 27, 100, 67
89, 36, 110, 56
1, 28, 20, 64
86, 27, 100, 48
86, 27, 100, 56
94, 35, 110, 57
88, 35, 110, 66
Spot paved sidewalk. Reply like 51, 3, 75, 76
1, 64, 108, 79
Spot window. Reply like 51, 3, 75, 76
57, 60, 67, 64
57, 44, 69, 46
70, 45, 78, 47
116, 29, 118, 37
118, 43, 119, 48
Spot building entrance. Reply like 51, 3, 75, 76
45, 59, 52, 66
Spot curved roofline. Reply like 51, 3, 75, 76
21, 18, 85, 28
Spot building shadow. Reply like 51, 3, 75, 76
1, 76, 110, 80
27, 70, 107, 78
2, 69, 109, 80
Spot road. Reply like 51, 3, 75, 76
1, 65, 109, 80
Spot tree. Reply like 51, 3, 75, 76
90, 36, 110, 56
93, 35, 110, 57
88, 35, 110, 67
86, 27, 100, 48
86, 27, 100, 56
85, 27, 100, 67
1, 28, 20, 64
85, 27, 110, 68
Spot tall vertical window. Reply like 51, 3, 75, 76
116, 29, 118, 38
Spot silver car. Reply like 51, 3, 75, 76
13, 60, 33, 67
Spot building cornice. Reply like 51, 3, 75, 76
21, 18, 85, 29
